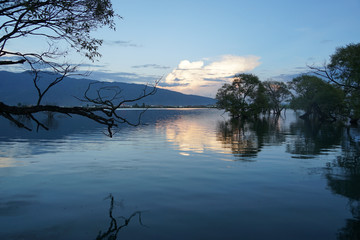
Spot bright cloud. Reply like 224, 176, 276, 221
162, 55, 261, 97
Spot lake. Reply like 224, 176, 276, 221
0, 108, 359, 240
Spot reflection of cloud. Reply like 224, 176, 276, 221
162, 55, 261, 97
156, 110, 233, 156
0, 157, 16, 168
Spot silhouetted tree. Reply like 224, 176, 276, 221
309, 43, 360, 124
263, 80, 292, 115
216, 73, 268, 119
289, 75, 344, 122
0, 0, 157, 137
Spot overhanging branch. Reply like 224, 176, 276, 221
0, 59, 25, 65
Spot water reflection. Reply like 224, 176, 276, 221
0, 110, 152, 166
156, 109, 233, 155
289, 121, 360, 238
96, 194, 145, 240
158, 111, 291, 161
1, 109, 360, 239
325, 127, 360, 239
0, 157, 16, 168
216, 116, 287, 160
286, 120, 343, 158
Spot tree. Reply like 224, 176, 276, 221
216, 73, 268, 119
289, 75, 345, 122
309, 43, 360, 124
263, 80, 292, 115
0, 0, 157, 137
0, 0, 117, 62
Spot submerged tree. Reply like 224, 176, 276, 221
289, 75, 345, 122
263, 80, 292, 115
0, 0, 157, 137
309, 43, 360, 124
216, 73, 268, 119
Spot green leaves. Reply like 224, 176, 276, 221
216, 73, 266, 119
328, 43, 360, 89
0, 0, 119, 61
263, 80, 292, 115
290, 75, 345, 121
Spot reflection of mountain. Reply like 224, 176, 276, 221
216, 116, 287, 161
0, 110, 157, 165
286, 120, 343, 158
0, 109, 227, 166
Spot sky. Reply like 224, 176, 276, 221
2, 0, 360, 97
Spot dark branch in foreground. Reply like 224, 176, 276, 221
0, 79, 158, 137
0, 1, 160, 136
0, 59, 26, 65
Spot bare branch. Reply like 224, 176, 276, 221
0, 1, 158, 136
0, 75, 159, 136
308, 64, 359, 91
0, 59, 26, 65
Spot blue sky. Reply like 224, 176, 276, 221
2, 0, 360, 97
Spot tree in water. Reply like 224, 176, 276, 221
216, 73, 268, 119
289, 75, 345, 122
0, 0, 157, 137
262, 80, 292, 116
309, 43, 360, 124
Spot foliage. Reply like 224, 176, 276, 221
216, 73, 268, 119
263, 80, 292, 115
289, 75, 345, 121
327, 43, 360, 122
0, 0, 157, 137
309, 43, 360, 123
0, 0, 118, 61
328, 43, 360, 90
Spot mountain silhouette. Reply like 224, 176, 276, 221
0, 71, 216, 107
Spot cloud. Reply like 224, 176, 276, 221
132, 64, 170, 69
84, 71, 159, 84
104, 40, 141, 47
161, 55, 261, 97
269, 72, 311, 82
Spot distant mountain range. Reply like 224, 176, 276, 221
0, 71, 216, 107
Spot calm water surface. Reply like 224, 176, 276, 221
0, 109, 359, 239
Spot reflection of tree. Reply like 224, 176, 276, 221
96, 194, 146, 240
287, 119, 360, 238
286, 120, 343, 158
216, 116, 286, 160
324, 129, 360, 239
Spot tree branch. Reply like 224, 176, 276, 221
0, 59, 25, 65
